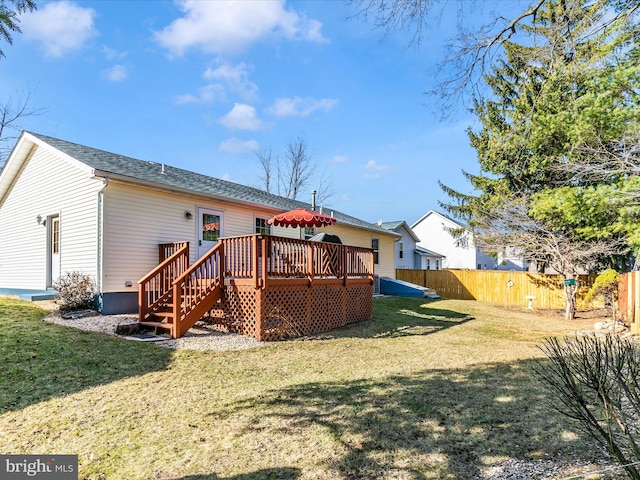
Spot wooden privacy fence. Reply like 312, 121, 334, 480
618, 271, 640, 334
396, 269, 599, 310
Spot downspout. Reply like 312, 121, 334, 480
96, 177, 109, 311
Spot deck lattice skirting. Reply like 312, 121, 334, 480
217, 278, 373, 341
140, 234, 374, 341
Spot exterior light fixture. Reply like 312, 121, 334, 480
184, 211, 193, 220
36, 215, 42, 225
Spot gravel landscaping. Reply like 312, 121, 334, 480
43, 311, 264, 351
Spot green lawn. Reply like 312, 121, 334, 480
0, 296, 606, 479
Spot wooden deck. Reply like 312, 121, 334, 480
138, 234, 374, 340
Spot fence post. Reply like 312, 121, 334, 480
631, 271, 640, 334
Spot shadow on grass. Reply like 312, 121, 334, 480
173, 468, 300, 479
0, 298, 173, 413
215, 360, 598, 479
324, 296, 474, 340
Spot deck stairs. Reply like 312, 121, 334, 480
138, 242, 224, 338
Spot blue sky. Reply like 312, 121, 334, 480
1, 0, 494, 225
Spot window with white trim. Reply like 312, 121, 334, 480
372, 238, 379, 265
255, 217, 270, 235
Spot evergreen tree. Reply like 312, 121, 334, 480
0, 0, 36, 59
440, 0, 639, 318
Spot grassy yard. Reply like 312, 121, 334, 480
0, 296, 612, 479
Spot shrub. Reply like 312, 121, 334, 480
53, 271, 97, 312
585, 269, 620, 321
534, 334, 640, 480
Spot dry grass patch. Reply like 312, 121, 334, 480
0, 296, 616, 479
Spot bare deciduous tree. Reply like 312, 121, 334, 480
350, 0, 640, 110
0, 89, 45, 168
256, 147, 275, 194
256, 136, 334, 206
282, 137, 314, 200
479, 197, 626, 320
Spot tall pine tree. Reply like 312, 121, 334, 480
440, 0, 640, 318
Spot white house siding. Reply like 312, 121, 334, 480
395, 229, 417, 270
412, 212, 478, 270
324, 224, 396, 278
102, 182, 287, 293
102, 184, 398, 292
0, 145, 101, 290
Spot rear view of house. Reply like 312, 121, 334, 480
0, 132, 398, 338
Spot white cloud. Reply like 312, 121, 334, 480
203, 62, 258, 101
365, 160, 388, 171
219, 137, 260, 154
332, 155, 348, 163
21, 1, 97, 58
103, 45, 127, 61
154, 0, 326, 56
176, 62, 258, 105
103, 65, 128, 82
363, 160, 388, 179
219, 103, 265, 131
175, 84, 224, 105
268, 97, 337, 118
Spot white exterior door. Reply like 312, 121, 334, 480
197, 207, 223, 258
48, 216, 60, 287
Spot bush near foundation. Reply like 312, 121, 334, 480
53, 271, 97, 312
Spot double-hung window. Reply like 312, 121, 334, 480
372, 238, 379, 265
255, 217, 270, 235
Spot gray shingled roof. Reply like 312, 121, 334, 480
380, 221, 404, 230
29, 132, 392, 235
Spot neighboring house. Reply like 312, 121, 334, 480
411, 210, 496, 270
0, 131, 399, 315
379, 221, 420, 269
495, 246, 530, 271
415, 246, 445, 270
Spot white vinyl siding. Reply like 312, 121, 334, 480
317, 224, 396, 278
101, 183, 301, 292
0, 144, 101, 290
412, 211, 477, 270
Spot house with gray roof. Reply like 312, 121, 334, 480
0, 131, 398, 314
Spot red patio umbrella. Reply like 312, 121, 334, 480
266, 208, 337, 228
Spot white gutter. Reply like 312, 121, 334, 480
96, 177, 109, 296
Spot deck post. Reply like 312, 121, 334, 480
138, 283, 146, 323
172, 281, 181, 339
253, 236, 260, 289
219, 241, 225, 288
343, 246, 348, 286
261, 235, 268, 288
255, 286, 264, 341
307, 243, 314, 281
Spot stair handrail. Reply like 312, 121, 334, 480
138, 243, 190, 323
172, 242, 224, 337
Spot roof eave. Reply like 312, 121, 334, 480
91, 169, 285, 214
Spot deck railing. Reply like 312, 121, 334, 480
220, 234, 374, 285
158, 242, 189, 263
172, 242, 224, 337
138, 234, 374, 336
138, 242, 189, 322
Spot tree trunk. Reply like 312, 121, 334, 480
564, 283, 577, 321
